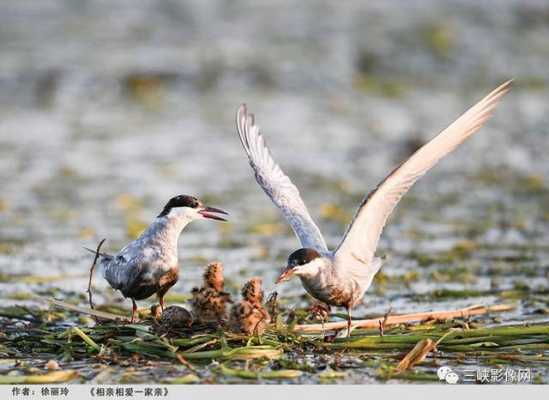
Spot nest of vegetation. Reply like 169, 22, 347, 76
1, 296, 548, 383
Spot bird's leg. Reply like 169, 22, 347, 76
159, 296, 165, 312
346, 306, 352, 338
308, 302, 331, 340
157, 282, 174, 314
131, 299, 138, 323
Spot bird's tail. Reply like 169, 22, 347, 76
83, 239, 113, 279
86, 238, 110, 310
83, 245, 111, 259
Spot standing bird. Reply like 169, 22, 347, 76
236, 81, 511, 335
88, 195, 228, 322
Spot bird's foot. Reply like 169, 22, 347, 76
307, 303, 331, 322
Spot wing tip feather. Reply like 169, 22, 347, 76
236, 103, 252, 154
333, 79, 513, 260
489, 79, 513, 100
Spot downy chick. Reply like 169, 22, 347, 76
191, 261, 232, 324
229, 277, 271, 335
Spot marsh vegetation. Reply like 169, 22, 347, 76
1, 0, 548, 384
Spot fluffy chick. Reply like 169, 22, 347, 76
191, 261, 232, 324
229, 277, 271, 335
241, 277, 264, 304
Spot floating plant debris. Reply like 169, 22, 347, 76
1, 298, 547, 383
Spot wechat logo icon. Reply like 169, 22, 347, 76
437, 366, 459, 384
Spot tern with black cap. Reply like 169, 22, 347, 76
86, 194, 228, 322
236, 81, 511, 336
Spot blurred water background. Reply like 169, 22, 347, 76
0, 0, 548, 383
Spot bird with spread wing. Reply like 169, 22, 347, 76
236, 81, 511, 335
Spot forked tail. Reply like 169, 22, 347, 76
83, 245, 111, 259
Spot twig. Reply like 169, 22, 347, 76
396, 328, 459, 373
396, 338, 437, 372
252, 309, 270, 339
71, 326, 101, 351
184, 339, 218, 354
87, 238, 106, 310
265, 291, 279, 320
40, 297, 131, 322
378, 306, 392, 337
175, 353, 197, 373
435, 328, 458, 346
0, 370, 79, 384
293, 304, 515, 334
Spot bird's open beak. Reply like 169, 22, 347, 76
275, 267, 295, 284
198, 206, 228, 221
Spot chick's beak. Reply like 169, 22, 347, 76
198, 206, 228, 221
275, 267, 295, 284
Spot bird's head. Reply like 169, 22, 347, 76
275, 248, 323, 284
242, 277, 264, 303
157, 195, 228, 222
203, 261, 224, 291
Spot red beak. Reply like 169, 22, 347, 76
198, 206, 228, 221
275, 268, 294, 284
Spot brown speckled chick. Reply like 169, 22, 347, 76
191, 261, 232, 324
229, 277, 271, 335
160, 305, 193, 329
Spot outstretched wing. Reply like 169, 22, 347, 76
335, 80, 512, 266
236, 104, 328, 252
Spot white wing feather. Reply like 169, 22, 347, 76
236, 104, 328, 252
335, 80, 512, 266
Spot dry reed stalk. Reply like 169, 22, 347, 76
293, 304, 514, 334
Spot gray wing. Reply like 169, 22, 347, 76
334, 80, 512, 268
236, 104, 328, 252
101, 254, 141, 294
101, 241, 147, 296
